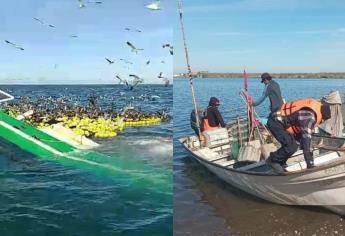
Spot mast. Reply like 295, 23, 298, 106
177, 0, 202, 142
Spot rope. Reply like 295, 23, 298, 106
177, 0, 202, 142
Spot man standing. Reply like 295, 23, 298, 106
251, 72, 284, 114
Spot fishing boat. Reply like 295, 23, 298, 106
179, 120, 345, 215
176, 0, 345, 215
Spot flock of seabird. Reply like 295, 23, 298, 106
3, 0, 171, 88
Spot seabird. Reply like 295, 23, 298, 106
87, 1, 102, 4
145, 0, 161, 10
161, 60, 165, 64
33, 17, 55, 28
146, 60, 150, 65
119, 58, 133, 65
4, 40, 24, 50
33, 17, 44, 24
126, 41, 143, 54
163, 44, 173, 55
70, 35, 78, 38
129, 74, 142, 81
163, 78, 170, 87
78, 0, 85, 8
105, 57, 115, 64
125, 28, 142, 33
116, 75, 129, 87
157, 72, 164, 79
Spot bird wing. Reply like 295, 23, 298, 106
145, 1, 161, 10
126, 41, 136, 50
129, 74, 140, 80
116, 75, 126, 84
33, 17, 44, 24
105, 58, 112, 63
4, 40, 13, 45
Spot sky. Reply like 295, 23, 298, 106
174, 0, 345, 74
0, 0, 173, 84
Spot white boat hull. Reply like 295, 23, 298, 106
181, 139, 345, 215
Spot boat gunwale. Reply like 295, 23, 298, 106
179, 136, 345, 177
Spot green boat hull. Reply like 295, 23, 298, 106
0, 111, 76, 158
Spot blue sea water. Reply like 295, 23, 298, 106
0, 84, 172, 236
174, 78, 345, 235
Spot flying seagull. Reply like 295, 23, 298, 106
87, 1, 103, 4
70, 35, 78, 38
116, 75, 129, 86
119, 58, 133, 65
4, 40, 24, 50
146, 60, 150, 65
129, 74, 142, 81
157, 72, 163, 79
158, 72, 169, 79
145, 0, 161, 10
163, 78, 170, 87
158, 72, 170, 86
129, 74, 144, 90
105, 57, 115, 64
33, 17, 44, 24
125, 28, 142, 33
163, 43, 173, 55
126, 41, 144, 54
78, 0, 85, 8
33, 17, 55, 28
161, 60, 165, 64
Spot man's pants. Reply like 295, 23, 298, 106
267, 117, 298, 165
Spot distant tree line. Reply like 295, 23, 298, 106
174, 72, 345, 79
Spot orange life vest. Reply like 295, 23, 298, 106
279, 98, 322, 135
203, 107, 220, 132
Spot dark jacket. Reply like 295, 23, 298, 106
190, 109, 203, 134
253, 80, 283, 112
204, 106, 226, 128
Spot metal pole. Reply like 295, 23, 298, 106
177, 0, 202, 141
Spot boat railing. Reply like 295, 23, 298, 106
0, 90, 14, 103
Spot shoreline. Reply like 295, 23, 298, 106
174, 72, 345, 79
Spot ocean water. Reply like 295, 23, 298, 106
174, 78, 345, 235
0, 84, 172, 236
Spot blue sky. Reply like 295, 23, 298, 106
174, 0, 345, 73
0, 0, 173, 84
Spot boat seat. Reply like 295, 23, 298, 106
198, 147, 223, 162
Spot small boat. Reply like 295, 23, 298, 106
179, 120, 345, 215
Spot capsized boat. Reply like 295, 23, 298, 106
179, 120, 345, 215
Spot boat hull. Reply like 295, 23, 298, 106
181, 141, 345, 215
